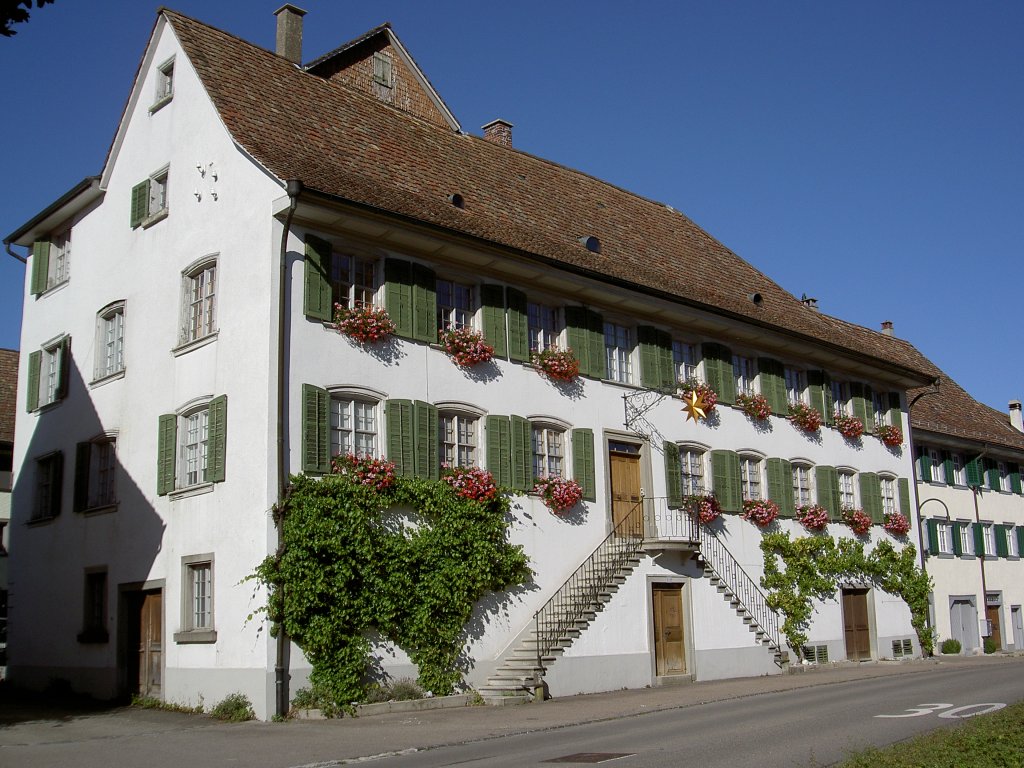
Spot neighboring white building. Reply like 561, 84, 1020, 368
0, 347, 16, 671
4, 7, 936, 718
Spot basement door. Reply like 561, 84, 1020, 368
609, 441, 642, 535
841, 588, 871, 661
652, 584, 686, 676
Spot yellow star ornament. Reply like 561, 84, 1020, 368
682, 389, 708, 422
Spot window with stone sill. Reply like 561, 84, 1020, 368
130, 167, 169, 228
74, 437, 117, 512
175, 554, 216, 643
440, 411, 477, 468
436, 279, 475, 332
604, 321, 633, 384
95, 302, 125, 380
679, 445, 707, 496
733, 355, 756, 396
838, 470, 857, 509
531, 424, 565, 480
180, 259, 217, 346
528, 302, 560, 353
740, 455, 763, 501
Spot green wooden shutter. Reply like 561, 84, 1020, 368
411, 263, 437, 343
898, 478, 912, 518
965, 456, 983, 488
301, 384, 330, 474
984, 459, 1000, 491
850, 383, 872, 433
481, 285, 508, 358
926, 519, 940, 555
30, 241, 50, 296
587, 309, 607, 380
862, 385, 876, 432
413, 401, 439, 479
130, 180, 150, 227
56, 337, 70, 402
26, 350, 40, 412
386, 399, 414, 476
942, 451, 955, 486
638, 326, 660, 389
656, 331, 675, 390
510, 415, 531, 491
887, 392, 903, 432
952, 522, 964, 556
711, 449, 741, 513
485, 415, 512, 487
1017, 527, 1024, 557
506, 288, 529, 362
303, 235, 333, 322
917, 446, 932, 483
766, 458, 794, 516
571, 428, 596, 502
206, 395, 228, 483
157, 413, 177, 496
859, 472, 882, 523
565, 306, 590, 376
664, 441, 682, 508
701, 343, 735, 405
384, 259, 414, 338
758, 358, 787, 415
996, 525, 1010, 558
808, 370, 829, 425
1009, 463, 1022, 495
74, 442, 91, 513
973, 523, 986, 557
816, 465, 840, 519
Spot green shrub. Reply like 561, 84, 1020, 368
386, 678, 424, 701
210, 693, 255, 722
983, 637, 997, 654
291, 685, 330, 711
940, 638, 962, 654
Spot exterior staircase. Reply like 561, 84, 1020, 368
477, 498, 786, 704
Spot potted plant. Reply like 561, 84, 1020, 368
741, 498, 779, 527
440, 326, 494, 367
680, 377, 718, 414
841, 506, 872, 536
684, 494, 722, 524
788, 402, 823, 434
883, 511, 911, 536
833, 413, 864, 440
334, 303, 396, 344
736, 392, 771, 421
876, 424, 903, 447
442, 465, 498, 502
331, 453, 397, 491
796, 504, 829, 531
531, 346, 580, 382
533, 476, 584, 515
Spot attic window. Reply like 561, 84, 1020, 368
372, 52, 393, 88
579, 235, 601, 254
447, 193, 465, 209
151, 57, 174, 113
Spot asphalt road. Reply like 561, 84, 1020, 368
359, 664, 1024, 768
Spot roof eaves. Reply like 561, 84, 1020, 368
4, 176, 103, 246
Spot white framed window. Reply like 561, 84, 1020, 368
740, 455, 763, 501
158, 396, 227, 496
175, 554, 216, 644
1008, 526, 1019, 558
131, 167, 169, 228
180, 407, 209, 488
28, 336, 69, 411
604, 322, 633, 384
831, 380, 850, 417
154, 57, 174, 105
34, 451, 63, 521
880, 476, 897, 515
928, 448, 945, 483
839, 470, 856, 508
76, 437, 117, 511
873, 392, 890, 428
372, 51, 393, 87
952, 453, 966, 485
733, 355, 756, 395
673, 341, 698, 382
330, 396, 378, 458
330, 250, 377, 310
95, 302, 125, 380
440, 411, 477, 467
937, 521, 954, 555
679, 446, 706, 495
180, 259, 217, 345
531, 425, 565, 479
959, 523, 974, 556
48, 228, 71, 289
793, 464, 814, 507
983, 524, 996, 556
528, 302, 559, 352
436, 279, 474, 331
784, 367, 806, 405
998, 462, 1012, 493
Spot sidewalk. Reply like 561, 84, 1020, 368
0, 655, 1020, 768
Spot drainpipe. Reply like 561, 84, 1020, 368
968, 446, 991, 637
5, 241, 28, 264
275, 178, 303, 719
906, 378, 940, 651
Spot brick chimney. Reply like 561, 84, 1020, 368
482, 119, 513, 148
881, 321, 894, 336
1010, 400, 1023, 432
274, 4, 307, 65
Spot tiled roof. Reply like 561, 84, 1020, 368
0, 348, 19, 444
164, 10, 933, 381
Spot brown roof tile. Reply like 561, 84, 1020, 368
0, 348, 19, 444
164, 10, 933, 380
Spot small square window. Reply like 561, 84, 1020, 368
372, 52, 393, 87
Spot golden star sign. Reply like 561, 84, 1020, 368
682, 390, 708, 422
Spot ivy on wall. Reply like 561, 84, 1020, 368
252, 471, 531, 713
760, 532, 933, 657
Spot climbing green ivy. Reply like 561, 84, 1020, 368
252, 472, 531, 713
760, 532, 933, 658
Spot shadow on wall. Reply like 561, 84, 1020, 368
9, 351, 165, 703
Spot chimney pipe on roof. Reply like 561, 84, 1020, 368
1010, 400, 1023, 432
800, 294, 819, 311
274, 4, 307, 65
881, 320, 894, 336
482, 119, 513, 148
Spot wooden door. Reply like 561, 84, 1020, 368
138, 592, 162, 697
653, 584, 686, 676
609, 444, 642, 534
842, 589, 871, 661
986, 605, 1002, 649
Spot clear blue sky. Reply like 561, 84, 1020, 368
1, 1, 1021, 413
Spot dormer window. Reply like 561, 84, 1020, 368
373, 52, 393, 88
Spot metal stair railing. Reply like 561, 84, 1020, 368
533, 500, 646, 669
646, 497, 783, 658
